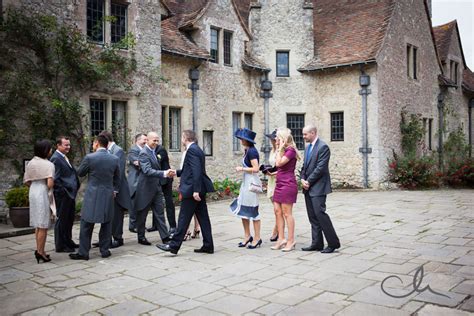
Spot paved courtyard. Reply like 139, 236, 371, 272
0, 190, 473, 315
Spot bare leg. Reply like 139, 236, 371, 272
242, 218, 251, 241
272, 202, 286, 248
282, 203, 295, 245
251, 220, 261, 245
37, 228, 48, 256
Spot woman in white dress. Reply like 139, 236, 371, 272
24, 140, 55, 263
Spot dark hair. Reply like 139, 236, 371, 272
241, 139, 254, 147
55, 136, 70, 146
134, 133, 146, 142
34, 140, 52, 159
182, 130, 197, 143
95, 135, 109, 148
99, 130, 113, 142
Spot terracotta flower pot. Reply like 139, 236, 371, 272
9, 207, 30, 228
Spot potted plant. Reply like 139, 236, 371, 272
5, 186, 30, 228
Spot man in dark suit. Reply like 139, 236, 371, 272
134, 132, 174, 245
50, 136, 80, 253
127, 133, 147, 233
99, 131, 132, 248
70, 135, 120, 260
300, 124, 340, 254
157, 130, 214, 255
148, 143, 176, 234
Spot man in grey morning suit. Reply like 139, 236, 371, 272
100, 131, 132, 248
70, 135, 120, 260
134, 132, 174, 245
127, 133, 147, 232
300, 125, 341, 254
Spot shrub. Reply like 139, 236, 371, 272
388, 154, 438, 189
443, 158, 474, 187
5, 186, 29, 207
213, 178, 241, 196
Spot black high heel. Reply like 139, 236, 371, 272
247, 239, 262, 249
270, 234, 278, 242
238, 236, 253, 247
191, 229, 200, 239
34, 251, 51, 263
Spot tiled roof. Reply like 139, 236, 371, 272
242, 53, 270, 72
161, 18, 210, 60
432, 20, 456, 63
299, 0, 395, 71
462, 68, 474, 93
438, 74, 457, 88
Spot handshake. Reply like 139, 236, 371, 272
165, 169, 177, 178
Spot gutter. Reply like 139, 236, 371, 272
298, 60, 376, 73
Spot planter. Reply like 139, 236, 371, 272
9, 207, 30, 228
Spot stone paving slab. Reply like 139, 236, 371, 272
0, 190, 472, 315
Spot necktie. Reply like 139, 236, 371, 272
64, 155, 72, 168
305, 143, 313, 165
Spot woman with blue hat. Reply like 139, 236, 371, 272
230, 128, 262, 249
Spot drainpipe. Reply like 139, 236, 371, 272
188, 68, 200, 132
437, 92, 445, 169
260, 73, 273, 164
359, 71, 372, 188
469, 99, 474, 157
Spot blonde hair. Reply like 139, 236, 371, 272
276, 128, 301, 160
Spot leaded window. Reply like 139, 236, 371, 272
277, 51, 289, 77
224, 31, 232, 66
232, 112, 241, 151
111, 2, 128, 45
169, 108, 181, 151
203, 131, 213, 156
331, 112, 344, 142
90, 99, 106, 137
287, 114, 304, 149
87, 0, 104, 43
244, 113, 253, 130
210, 28, 219, 63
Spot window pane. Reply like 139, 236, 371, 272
90, 99, 106, 137
203, 131, 213, 156
413, 47, 417, 80
211, 28, 219, 63
232, 112, 241, 151
112, 100, 127, 149
286, 114, 304, 149
224, 31, 232, 65
244, 113, 252, 130
276, 52, 289, 77
330, 112, 344, 141
169, 108, 181, 151
111, 2, 128, 45
87, 0, 104, 43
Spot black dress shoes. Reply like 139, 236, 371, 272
320, 244, 341, 254
101, 251, 112, 258
301, 245, 323, 251
110, 239, 124, 249
56, 247, 75, 253
156, 243, 178, 254
71, 243, 79, 249
129, 228, 137, 233
162, 236, 172, 244
146, 227, 158, 232
69, 253, 89, 260
138, 238, 151, 246
194, 247, 214, 254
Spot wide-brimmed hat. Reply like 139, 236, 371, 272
234, 128, 256, 144
265, 129, 277, 140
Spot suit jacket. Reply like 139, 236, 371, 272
300, 139, 332, 197
177, 143, 214, 198
77, 149, 120, 223
134, 145, 167, 211
127, 144, 141, 197
156, 145, 172, 186
109, 143, 132, 209
50, 151, 80, 200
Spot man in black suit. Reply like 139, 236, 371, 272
99, 131, 132, 249
300, 125, 340, 254
51, 136, 80, 253
156, 130, 215, 255
134, 132, 174, 245
148, 143, 176, 234
127, 133, 147, 233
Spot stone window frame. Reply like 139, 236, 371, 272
286, 113, 305, 150
161, 106, 182, 152
232, 112, 254, 152
89, 96, 129, 149
422, 117, 434, 151
110, 1, 128, 45
276, 51, 290, 77
330, 112, 344, 142
406, 43, 418, 80
450, 60, 459, 85
203, 130, 213, 156
86, 0, 130, 48
210, 27, 220, 64
223, 30, 233, 67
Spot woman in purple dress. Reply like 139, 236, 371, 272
271, 128, 300, 252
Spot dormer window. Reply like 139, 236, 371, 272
450, 60, 459, 85
210, 27, 219, 63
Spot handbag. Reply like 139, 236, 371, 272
249, 174, 263, 193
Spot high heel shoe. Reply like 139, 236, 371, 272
191, 229, 200, 239
247, 239, 262, 249
238, 236, 253, 247
270, 234, 278, 242
183, 231, 192, 241
270, 239, 287, 250
34, 251, 51, 263
282, 241, 296, 252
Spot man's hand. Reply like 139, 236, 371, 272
165, 169, 176, 178
133, 160, 139, 166
113, 191, 117, 198
193, 192, 201, 201
301, 179, 310, 190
